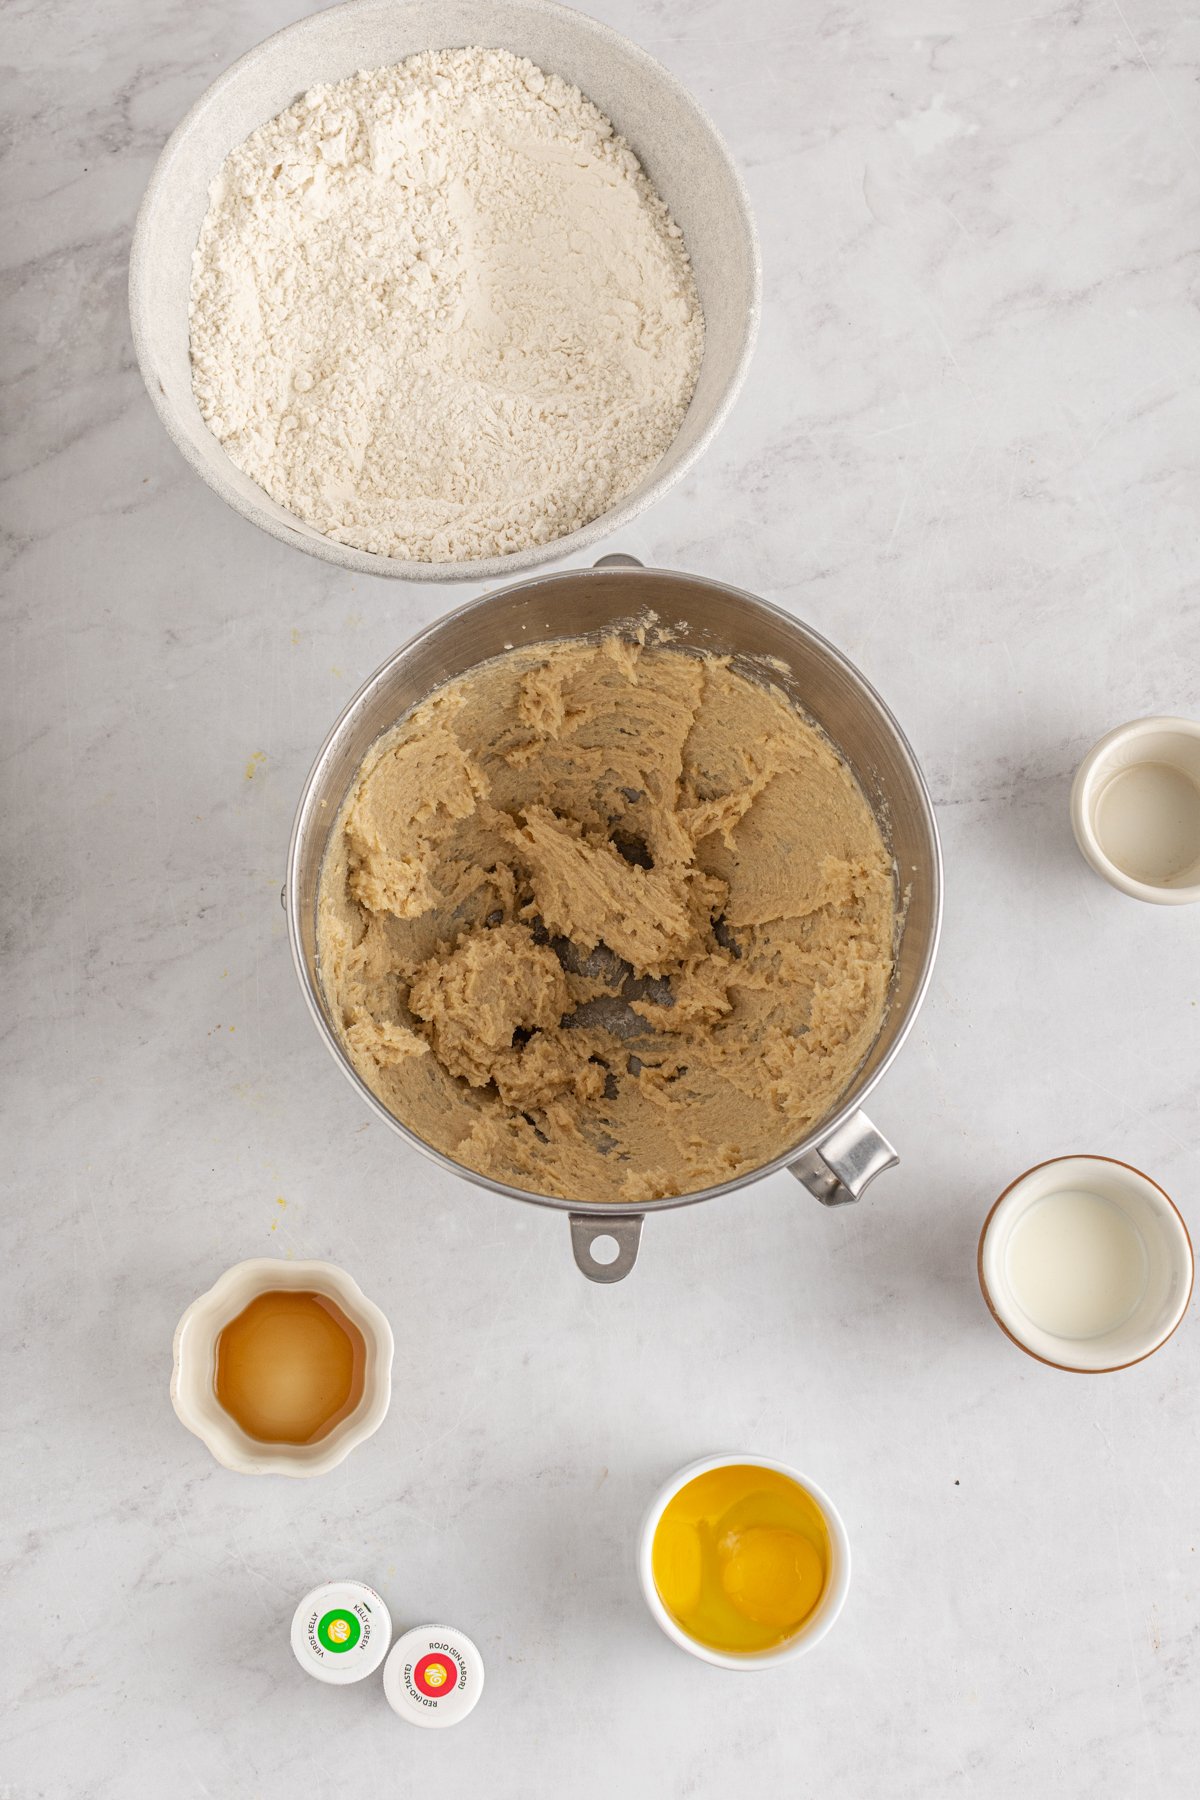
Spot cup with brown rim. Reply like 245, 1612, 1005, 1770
977, 1155, 1193, 1373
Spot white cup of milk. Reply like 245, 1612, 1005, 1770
978, 1156, 1193, 1372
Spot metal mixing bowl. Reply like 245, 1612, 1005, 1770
129, 0, 759, 583
287, 560, 943, 1280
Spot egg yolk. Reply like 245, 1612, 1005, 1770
718, 1527, 825, 1630
651, 1464, 830, 1655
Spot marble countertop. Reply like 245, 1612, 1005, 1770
4, 1, 1199, 1793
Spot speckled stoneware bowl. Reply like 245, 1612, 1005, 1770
129, 0, 760, 583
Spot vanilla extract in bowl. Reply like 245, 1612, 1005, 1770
214, 1289, 366, 1445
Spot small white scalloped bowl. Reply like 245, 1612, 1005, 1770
171, 1258, 394, 1476
637, 1454, 851, 1669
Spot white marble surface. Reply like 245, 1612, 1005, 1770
3, 0, 1199, 1793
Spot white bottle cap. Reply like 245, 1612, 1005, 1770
290, 1581, 392, 1685
382, 1625, 485, 1727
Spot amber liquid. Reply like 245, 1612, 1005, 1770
214, 1290, 366, 1445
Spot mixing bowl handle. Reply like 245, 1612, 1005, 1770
592, 552, 644, 568
787, 1109, 898, 1208
569, 1214, 643, 1283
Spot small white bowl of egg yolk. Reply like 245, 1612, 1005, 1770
638, 1455, 851, 1668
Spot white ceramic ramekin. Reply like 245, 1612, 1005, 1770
1070, 716, 1200, 904
170, 1258, 394, 1475
129, 0, 759, 583
637, 1454, 851, 1669
978, 1156, 1193, 1374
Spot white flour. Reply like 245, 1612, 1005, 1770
188, 48, 704, 562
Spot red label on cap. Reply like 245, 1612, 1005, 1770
413, 1653, 458, 1698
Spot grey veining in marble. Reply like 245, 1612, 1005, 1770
2, 2, 1199, 1796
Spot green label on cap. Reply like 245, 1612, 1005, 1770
317, 1608, 362, 1654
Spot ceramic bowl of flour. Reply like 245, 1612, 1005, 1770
129, 0, 760, 582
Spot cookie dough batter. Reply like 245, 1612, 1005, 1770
317, 637, 895, 1202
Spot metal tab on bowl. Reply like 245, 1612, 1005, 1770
569, 1214, 644, 1284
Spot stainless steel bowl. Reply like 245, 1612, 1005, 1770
287, 559, 942, 1280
